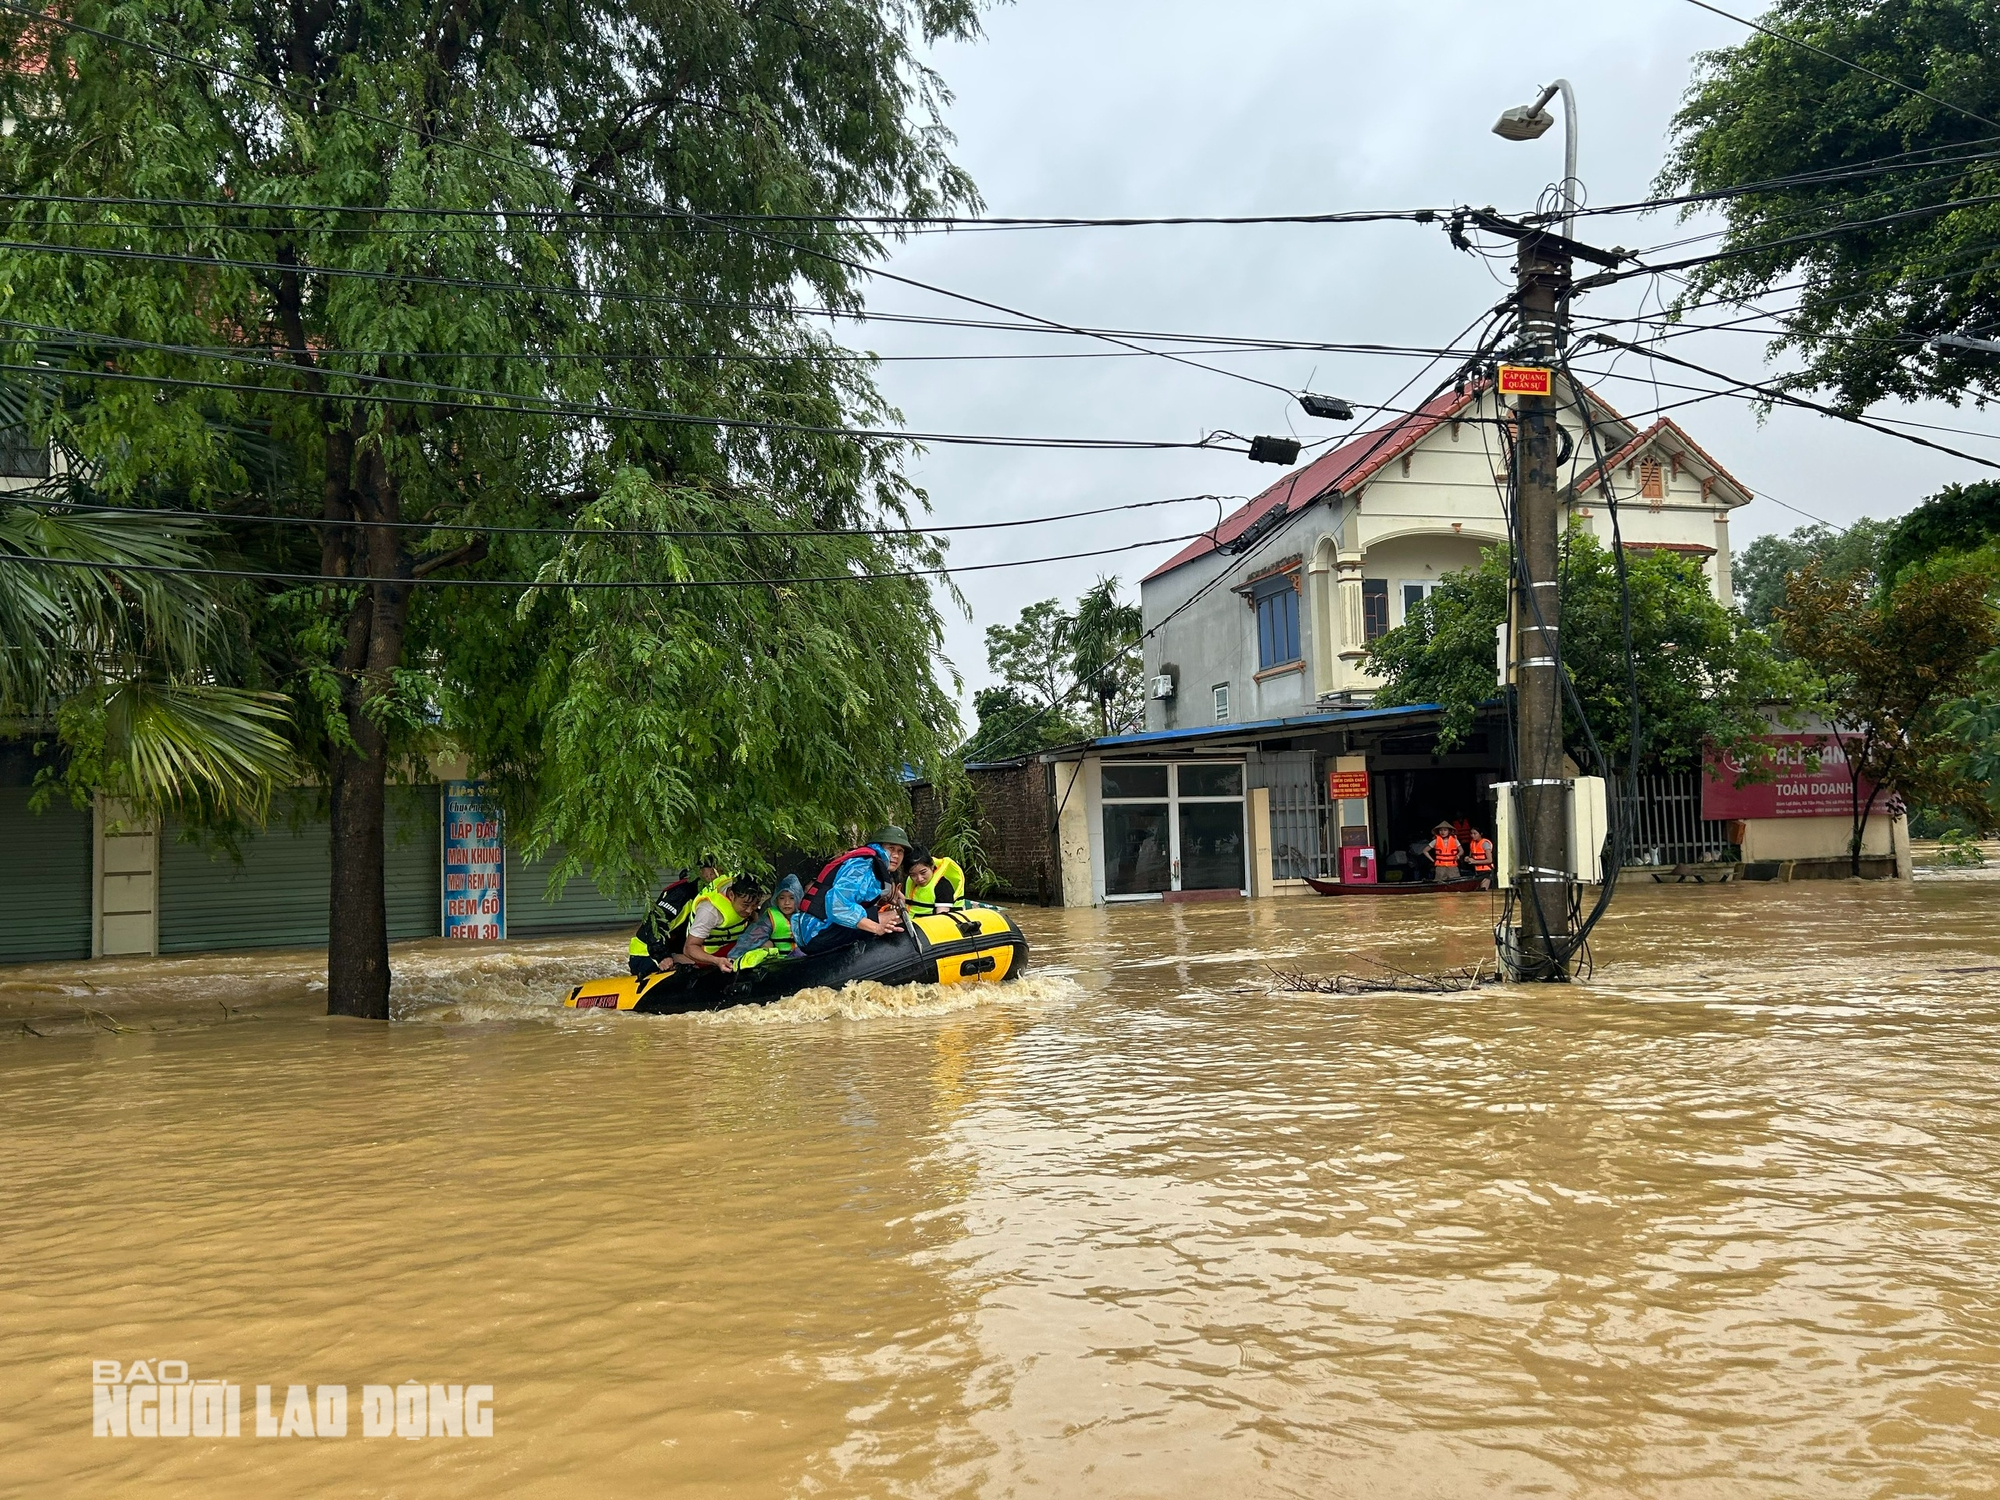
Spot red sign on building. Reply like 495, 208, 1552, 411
1701, 734, 1878, 820
1497, 364, 1553, 397
1328, 769, 1370, 801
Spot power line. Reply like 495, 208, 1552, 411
0, 188, 1446, 233
2, 487, 1243, 543
0, 358, 1230, 453
0, 528, 1210, 591
1682, 0, 2000, 134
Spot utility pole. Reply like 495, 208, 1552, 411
1509, 230, 1573, 981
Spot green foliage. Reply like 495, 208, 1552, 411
1881, 481, 2000, 581
1071, 575, 1143, 736
1, 498, 295, 819
1658, 0, 2000, 409
1929, 826, 1988, 866
0, 0, 987, 928
1734, 518, 1888, 625
983, 600, 1074, 714
926, 764, 997, 896
1778, 547, 2000, 865
1368, 533, 1803, 770
963, 685, 1085, 761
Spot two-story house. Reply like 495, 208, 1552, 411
1139, 375, 1752, 730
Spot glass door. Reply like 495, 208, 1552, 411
1100, 761, 1247, 899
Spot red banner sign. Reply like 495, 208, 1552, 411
1328, 770, 1370, 801
1497, 364, 1553, 396
1700, 734, 1878, 820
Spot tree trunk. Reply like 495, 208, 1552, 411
325, 438, 412, 1019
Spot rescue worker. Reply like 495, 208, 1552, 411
1467, 827, 1497, 888
1423, 821, 1463, 883
791, 826, 909, 956
727, 875, 803, 971
903, 846, 966, 916
675, 872, 765, 974
628, 857, 720, 977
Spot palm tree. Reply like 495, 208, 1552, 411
0, 497, 294, 820
1071, 576, 1143, 737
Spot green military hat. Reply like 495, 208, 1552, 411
869, 824, 912, 849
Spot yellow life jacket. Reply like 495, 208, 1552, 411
905, 856, 966, 914
668, 876, 749, 953
734, 909, 795, 971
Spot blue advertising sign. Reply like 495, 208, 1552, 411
442, 781, 505, 939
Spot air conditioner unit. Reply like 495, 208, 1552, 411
1150, 674, 1176, 700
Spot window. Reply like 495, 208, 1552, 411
1400, 579, 1442, 627
1362, 579, 1390, 641
1253, 575, 1301, 668
1213, 684, 1230, 723
1639, 457, 1664, 500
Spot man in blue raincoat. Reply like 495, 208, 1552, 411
791, 826, 910, 956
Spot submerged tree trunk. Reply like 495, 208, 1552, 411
325, 437, 411, 1020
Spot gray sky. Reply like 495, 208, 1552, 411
841, 0, 1999, 717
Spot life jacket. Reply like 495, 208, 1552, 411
801, 847, 892, 923
1468, 835, 1495, 872
666, 875, 750, 953
733, 909, 796, 971
1427, 833, 1462, 866
630, 874, 700, 958
905, 856, 966, 915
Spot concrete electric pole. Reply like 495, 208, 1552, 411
1508, 232, 1573, 981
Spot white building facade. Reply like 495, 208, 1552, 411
1140, 377, 1752, 731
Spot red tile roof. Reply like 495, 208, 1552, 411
1570, 417, 1752, 506
1143, 385, 1481, 582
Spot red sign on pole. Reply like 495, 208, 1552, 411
1701, 734, 1877, 820
1497, 364, 1553, 397
1329, 769, 1370, 801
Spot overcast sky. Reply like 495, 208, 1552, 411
839, 0, 1999, 717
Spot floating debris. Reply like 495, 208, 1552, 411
1269, 958, 1497, 995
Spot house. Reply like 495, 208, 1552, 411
1138, 376, 1752, 730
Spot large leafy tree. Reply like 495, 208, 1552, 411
1734, 517, 1887, 625
1071, 575, 1143, 737
1777, 550, 1998, 870
1880, 480, 2000, 578
0, 0, 981, 1017
1368, 534, 1803, 770
1658, 0, 2000, 410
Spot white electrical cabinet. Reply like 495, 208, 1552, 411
1490, 776, 1609, 887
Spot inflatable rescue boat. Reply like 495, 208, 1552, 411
563, 905, 1028, 1015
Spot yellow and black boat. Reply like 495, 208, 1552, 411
563, 904, 1029, 1015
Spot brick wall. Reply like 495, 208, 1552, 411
906, 759, 1059, 905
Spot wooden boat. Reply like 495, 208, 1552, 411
1305, 875, 1487, 896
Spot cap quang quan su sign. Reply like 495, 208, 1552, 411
1497, 364, 1553, 397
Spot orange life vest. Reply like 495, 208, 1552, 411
1427, 833, 1462, 866
1468, 835, 1495, 872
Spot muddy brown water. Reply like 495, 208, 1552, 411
4, 880, 2000, 1497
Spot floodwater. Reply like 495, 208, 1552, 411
4, 879, 2000, 1498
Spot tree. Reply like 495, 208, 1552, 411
1881, 481, 2000, 580
1658, 0, 2000, 410
983, 600, 1075, 715
1368, 533, 1803, 769
0, 0, 982, 1018
962, 685, 1086, 762
1070, 575, 1142, 736
1734, 518, 1887, 625
1778, 551, 1999, 872
1, 499, 293, 821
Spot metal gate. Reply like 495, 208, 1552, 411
0, 788, 93, 963
1611, 772, 1735, 867
506, 844, 654, 936
1266, 777, 1338, 881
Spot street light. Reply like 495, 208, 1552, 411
1493, 79, 1579, 240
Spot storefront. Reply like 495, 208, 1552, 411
1098, 760, 1248, 899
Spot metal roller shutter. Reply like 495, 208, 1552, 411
0, 788, 93, 963
161, 786, 440, 953
506, 845, 651, 937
